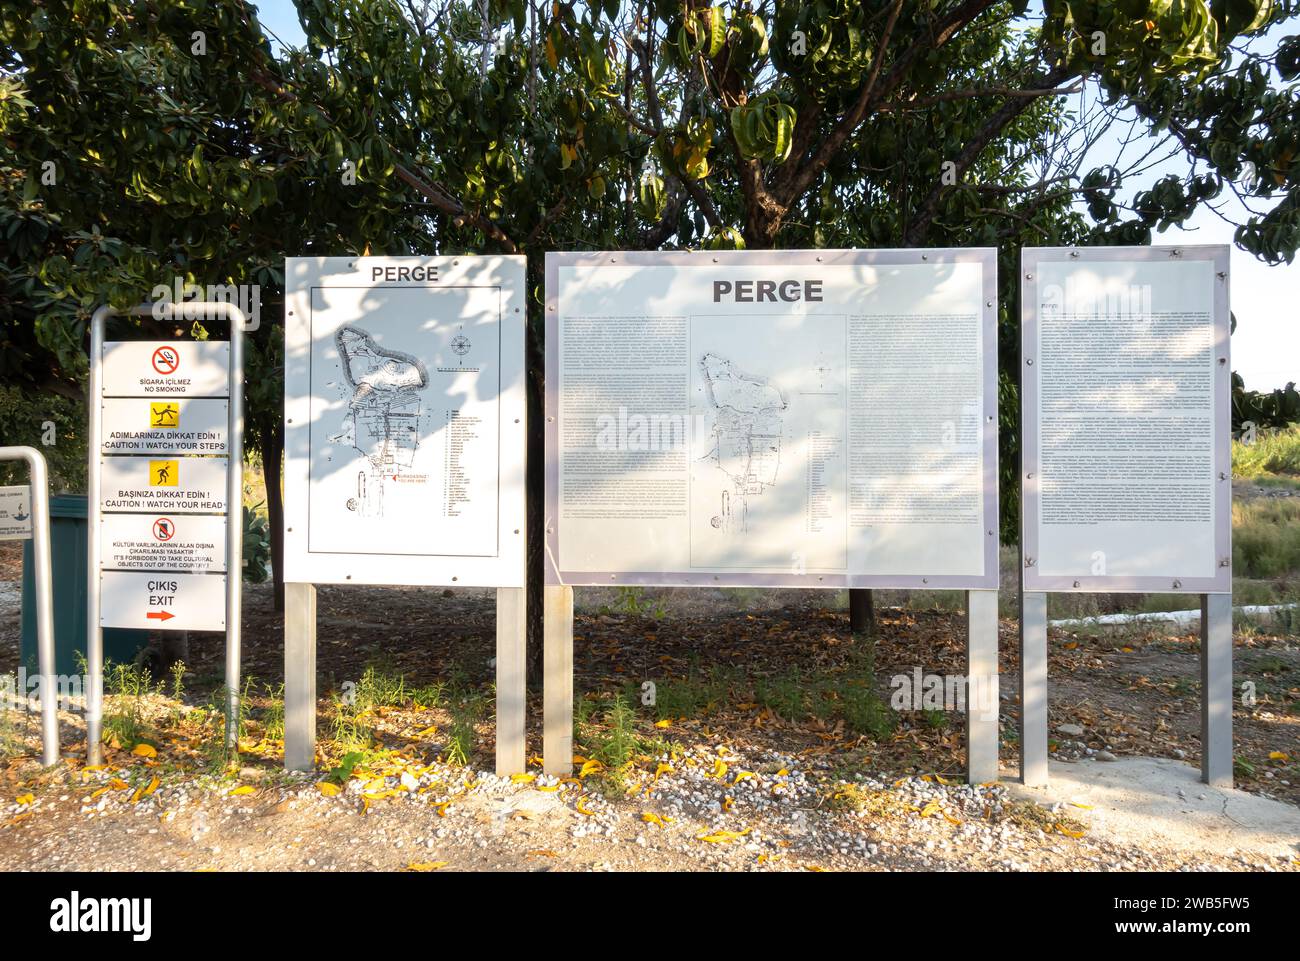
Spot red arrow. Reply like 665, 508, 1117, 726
146, 611, 174, 622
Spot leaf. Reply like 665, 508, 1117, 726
697, 828, 750, 843
318, 782, 341, 797
131, 744, 158, 758
131, 777, 159, 804
918, 800, 942, 818
510, 773, 537, 783
15, 794, 33, 806
229, 785, 255, 796
1268, 751, 1290, 761
579, 759, 605, 778
1056, 824, 1087, 839
641, 812, 672, 827
406, 861, 448, 872
654, 719, 672, 729
576, 797, 596, 816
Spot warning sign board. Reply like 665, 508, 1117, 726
102, 341, 230, 397
99, 571, 227, 631
100, 514, 226, 573
0, 485, 33, 541
100, 398, 229, 455
100, 456, 227, 513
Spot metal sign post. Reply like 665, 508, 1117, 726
88, 302, 245, 764
0, 447, 58, 765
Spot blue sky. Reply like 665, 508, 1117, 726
251, 0, 1296, 390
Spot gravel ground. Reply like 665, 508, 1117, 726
3, 739, 1296, 872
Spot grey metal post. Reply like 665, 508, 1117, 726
88, 302, 246, 763
87, 306, 110, 765
1200, 593, 1233, 787
1018, 590, 1048, 786
220, 303, 245, 749
0, 447, 57, 765
284, 581, 317, 771
966, 589, 1000, 784
495, 586, 527, 775
543, 585, 574, 777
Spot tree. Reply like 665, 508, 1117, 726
3, 0, 1297, 636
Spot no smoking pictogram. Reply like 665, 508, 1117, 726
152, 517, 175, 542
151, 346, 180, 375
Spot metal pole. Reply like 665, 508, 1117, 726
222, 304, 246, 749
966, 589, 1000, 784
283, 581, 317, 771
87, 306, 111, 764
542, 585, 574, 777
0, 447, 57, 765
1200, 593, 1233, 787
1018, 590, 1049, 786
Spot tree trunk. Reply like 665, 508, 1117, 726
256, 413, 286, 612
849, 588, 875, 635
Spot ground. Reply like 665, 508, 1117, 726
1, 536, 1297, 871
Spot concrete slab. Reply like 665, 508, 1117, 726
1008, 757, 1300, 862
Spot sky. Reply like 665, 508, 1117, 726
251, 0, 1297, 391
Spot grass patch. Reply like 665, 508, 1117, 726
1233, 424, 1300, 479
1233, 499, 1300, 578
1001, 799, 1087, 836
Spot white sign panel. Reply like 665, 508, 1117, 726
100, 514, 226, 573
102, 341, 230, 397
545, 250, 1000, 588
284, 256, 527, 587
99, 456, 228, 514
0, 485, 33, 541
1021, 246, 1231, 593
100, 398, 228, 455
100, 571, 226, 631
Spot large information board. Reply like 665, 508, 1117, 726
283, 256, 527, 587
1020, 245, 1231, 593
545, 249, 1000, 588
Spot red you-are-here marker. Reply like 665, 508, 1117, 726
151, 346, 180, 375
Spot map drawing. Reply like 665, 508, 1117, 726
329, 325, 429, 518
697, 352, 788, 534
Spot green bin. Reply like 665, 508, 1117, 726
20, 494, 148, 676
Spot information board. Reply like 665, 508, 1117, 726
98, 336, 233, 631
1020, 245, 1231, 593
545, 249, 1000, 588
283, 256, 527, 587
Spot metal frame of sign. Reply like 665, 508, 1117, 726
1017, 245, 1233, 789
280, 255, 529, 777
87, 302, 246, 764
543, 248, 1001, 589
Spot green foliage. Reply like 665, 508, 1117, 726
0, 385, 84, 490
1232, 497, 1300, 577
242, 502, 272, 584
1234, 375, 1300, 430
1234, 424, 1300, 477
102, 661, 156, 750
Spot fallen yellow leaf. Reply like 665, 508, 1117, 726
697, 829, 750, 844
131, 744, 158, 758
229, 785, 255, 796
131, 777, 159, 804
15, 794, 34, 806
641, 812, 672, 827
318, 781, 341, 797
406, 861, 448, 872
